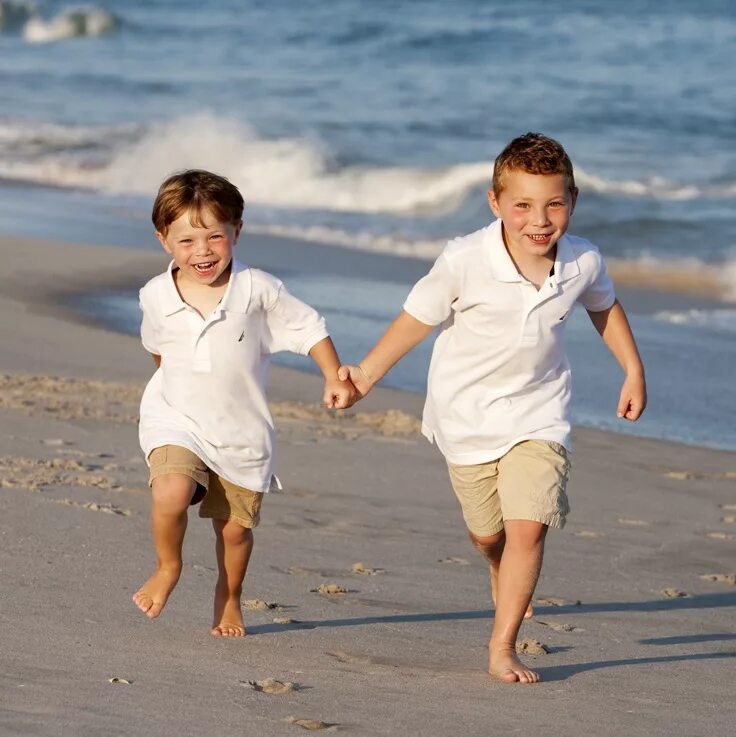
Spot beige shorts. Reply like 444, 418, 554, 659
148, 445, 263, 529
447, 440, 570, 537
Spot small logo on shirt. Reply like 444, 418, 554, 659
238, 331, 245, 342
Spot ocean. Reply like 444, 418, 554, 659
1, 0, 734, 450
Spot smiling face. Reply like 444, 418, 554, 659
156, 208, 242, 289
488, 170, 577, 264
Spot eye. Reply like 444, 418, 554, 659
515, 202, 530, 209
209, 234, 224, 240
549, 201, 565, 208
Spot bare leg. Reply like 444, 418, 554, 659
211, 519, 253, 637
133, 474, 196, 619
487, 520, 548, 683
469, 530, 533, 619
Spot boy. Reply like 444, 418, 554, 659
133, 170, 356, 636
338, 133, 646, 683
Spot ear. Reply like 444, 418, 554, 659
155, 231, 172, 254
487, 189, 502, 218
233, 219, 244, 243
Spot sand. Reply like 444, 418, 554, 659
1, 233, 735, 737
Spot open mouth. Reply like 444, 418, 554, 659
527, 234, 552, 244
193, 261, 216, 274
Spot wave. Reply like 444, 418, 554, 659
0, 114, 735, 214
653, 308, 736, 334
22, 5, 119, 42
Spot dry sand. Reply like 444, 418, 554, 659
1, 234, 735, 737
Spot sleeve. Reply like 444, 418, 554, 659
402, 250, 459, 326
577, 251, 616, 312
139, 288, 160, 355
264, 281, 329, 355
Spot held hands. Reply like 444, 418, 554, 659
323, 374, 358, 410
617, 371, 647, 421
337, 364, 374, 402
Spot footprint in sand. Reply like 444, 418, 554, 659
242, 599, 282, 610
706, 532, 734, 541
538, 620, 582, 633
574, 530, 603, 538
618, 518, 650, 527
351, 562, 384, 576
699, 573, 736, 585
326, 651, 375, 665
55, 499, 132, 516
438, 556, 470, 565
246, 678, 296, 694
312, 583, 348, 595
284, 717, 336, 731
722, 516, 736, 524
516, 639, 550, 656
721, 504, 736, 512
108, 677, 132, 685
273, 616, 299, 625
664, 470, 736, 481
660, 588, 690, 598
535, 596, 581, 607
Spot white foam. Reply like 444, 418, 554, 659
0, 114, 735, 214
22, 5, 118, 43
249, 223, 446, 260
653, 308, 736, 333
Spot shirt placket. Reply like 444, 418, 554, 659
189, 308, 220, 374
521, 279, 560, 343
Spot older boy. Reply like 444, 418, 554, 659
133, 170, 355, 636
339, 133, 646, 683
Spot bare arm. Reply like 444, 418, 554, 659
308, 336, 357, 409
337, 310, 435, 398
587, 299, 647, 421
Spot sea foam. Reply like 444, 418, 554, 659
22, 5, 119, 43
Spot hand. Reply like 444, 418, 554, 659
617, 372, 647, 421
337, 364, 373, 400
323, 375, 358, 410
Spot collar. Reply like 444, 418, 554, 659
160, 259, 251, 316
485, 219, 581, 284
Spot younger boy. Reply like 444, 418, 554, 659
339, 133, 646, 683
133, 169, 356, 636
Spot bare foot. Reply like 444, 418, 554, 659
133, 566, 181, 619
211, 586, 245, 637
491, 567, 533, 619
489, 646, 541, 684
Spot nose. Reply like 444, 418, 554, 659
531, 207, 551, 227
194, 238, 213, 255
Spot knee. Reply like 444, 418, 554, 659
220, 520, 252, 547
504, 520, 548, 549
151, 474, 196, 513
468, 530, 505, 557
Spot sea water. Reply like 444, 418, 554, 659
1, 0, 734, 448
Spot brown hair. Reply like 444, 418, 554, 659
152, 169, 244, 234
492, 133, 576, 195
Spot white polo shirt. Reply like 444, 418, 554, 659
138, 260, 329, 492
403, 219, 616, 465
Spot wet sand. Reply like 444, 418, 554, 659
1, 234, 734, 737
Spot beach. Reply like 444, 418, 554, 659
1, 233, 735, 737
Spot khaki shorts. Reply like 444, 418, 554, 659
148, 445, 263, 529
447, 440, 570, 537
